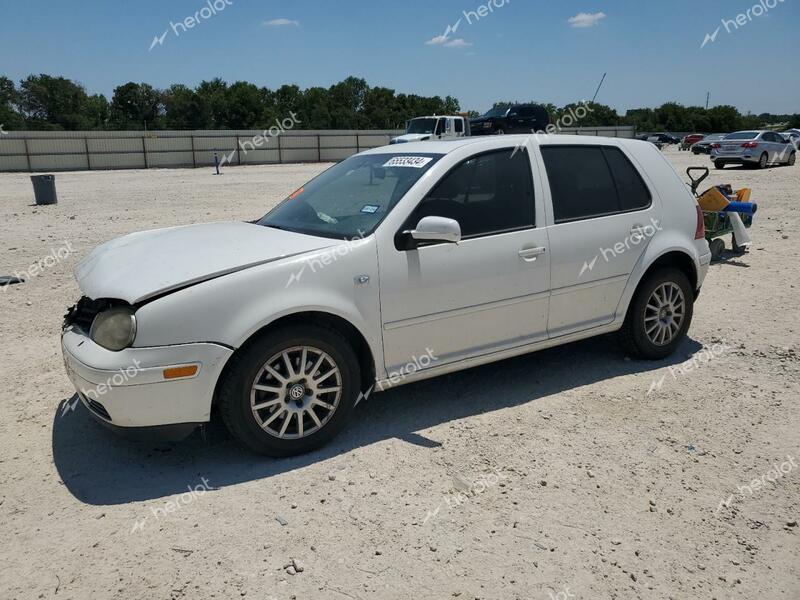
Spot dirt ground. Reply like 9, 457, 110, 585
1, 148, 798, 600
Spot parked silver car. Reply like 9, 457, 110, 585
711, 130, 796, 169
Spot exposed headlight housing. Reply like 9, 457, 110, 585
90, 306, 137, 351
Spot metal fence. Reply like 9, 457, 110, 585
0, 126, 636, 172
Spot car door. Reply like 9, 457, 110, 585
376, 147, 551, 373
506, 108, 525, 133
537, 144, 660, 337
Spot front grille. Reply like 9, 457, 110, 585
63, 296, 112, 333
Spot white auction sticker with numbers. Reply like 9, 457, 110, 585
382, 156, 433, 168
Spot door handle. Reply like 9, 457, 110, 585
519, 246, 546, 261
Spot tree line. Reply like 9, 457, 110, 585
1, 74, 796, 133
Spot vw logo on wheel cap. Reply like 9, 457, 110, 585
288, 384, 306, 401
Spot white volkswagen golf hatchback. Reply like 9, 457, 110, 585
62, 136, 711, 456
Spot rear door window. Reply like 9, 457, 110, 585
541, 145, 651, 223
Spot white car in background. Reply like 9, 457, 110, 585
62, 136, 711, 456
390, 115, 469, 144
782, 129, 800, 150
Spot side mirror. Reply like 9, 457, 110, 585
406, 216, 461, 245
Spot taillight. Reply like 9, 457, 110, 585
741, 141, 758, 148
695, 205, 705, 240
711, 143, 721, 149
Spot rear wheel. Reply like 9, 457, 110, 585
619, 268, 694, 360
714, 160, 725, 169
219, 325, 360, 456
758, 153, 768, 169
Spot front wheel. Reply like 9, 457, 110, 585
714, 160, 725, 169
219, 325, 360, 456
787, 152, 796, 166
619, 268, 694, 360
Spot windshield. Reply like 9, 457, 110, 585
703, 134, 726, 141
483, 107, 509, 118
724, 131, 759, 140
406, 118, 438, 134
258, 153, 442, 239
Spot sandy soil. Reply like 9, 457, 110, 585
1, 149, 798, 600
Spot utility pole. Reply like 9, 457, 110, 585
705, 92, 710, 110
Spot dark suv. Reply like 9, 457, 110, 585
470, 104, 550, 136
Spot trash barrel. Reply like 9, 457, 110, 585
31, 174, 58, 205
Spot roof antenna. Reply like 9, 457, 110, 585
591, 72, 607, 103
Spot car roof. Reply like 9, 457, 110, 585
362, 134, 644, 156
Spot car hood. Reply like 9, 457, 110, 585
393, 134, 432, 143
75, 222, 337, 304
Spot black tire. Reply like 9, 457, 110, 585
495, 128, 505, 135
757, 153, 768, 169
219, 324, 360, 457
788, 152, 796, 166
714, 160, 725, 170
709, 238, 725, 260
618, 268, 694, 360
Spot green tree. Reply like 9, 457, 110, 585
109, 82, 163, 129
0, 76, 25, 130
18, 74, 94, 130
163, 84, 209, 129
196, 78, 229, 129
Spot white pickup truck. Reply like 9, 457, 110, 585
390, 115, 470, 144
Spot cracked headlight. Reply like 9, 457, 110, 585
90, 306, 137, 351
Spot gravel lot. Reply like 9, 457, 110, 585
1, 148, 798, 600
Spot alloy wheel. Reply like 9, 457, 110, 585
250, 346, 342, 439
643, 282, 686, 346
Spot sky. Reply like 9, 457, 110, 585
1, 0, 798, 115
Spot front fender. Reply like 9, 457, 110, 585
133, 239, 385, 376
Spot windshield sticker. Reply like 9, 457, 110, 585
382, 156, 433, 168
360, 204, 380, 214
